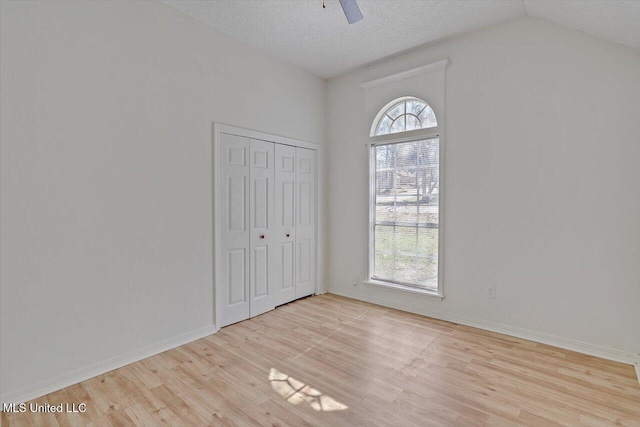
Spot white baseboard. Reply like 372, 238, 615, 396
329, 287, 640, 366
1, 324, 217, 404
635, 363, 640, 387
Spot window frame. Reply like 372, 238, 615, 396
369, 96, 438, 138
366, 101, 444, 299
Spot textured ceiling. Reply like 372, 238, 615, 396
162, 1, 640, 79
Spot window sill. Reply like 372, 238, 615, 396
363, 279, 444, 300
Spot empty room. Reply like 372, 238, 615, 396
1, 0, 639, 426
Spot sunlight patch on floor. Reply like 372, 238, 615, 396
268, 368, 348, 412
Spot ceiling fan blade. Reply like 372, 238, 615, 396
339, 0, 363, 24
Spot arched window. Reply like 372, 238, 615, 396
368, 96, 442, 296
371, 96, 437, 137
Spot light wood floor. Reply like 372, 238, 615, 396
3, 294, 640, 426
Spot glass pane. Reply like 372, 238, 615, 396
375, 225, 394, 255
376, 203, 395, 222
375, 251, 394, 281
395, 226, 417, 283
395, 226, 417, 257
375, 144, 394, 169
375, 170, 395, 222
395, 255, 417, 284
394, 169, 418, 223
417, 226, 438, 290
417, 258, 438, 290
395, 142, 418, 221
390, 116, 405, 133
418, 139, 439, 167
418, 201, 438, 224
405, 115, 420, 131
395, 142, 416, 168
386, 102, 404, 119
407, 100, 426, 116
417, 139, 439, 224
376, 115, 392, 135
418, 227, 438, 257
375, 171, 394, 195
419, 105, 438, 128
374, 225, 394, 280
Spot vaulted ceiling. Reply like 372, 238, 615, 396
162, 0, 640, 79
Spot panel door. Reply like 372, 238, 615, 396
218, 133, 250, 327
249, 139, 276, 317
295, 147, 316, 298
273, 144, 296, 306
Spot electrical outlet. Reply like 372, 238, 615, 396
487, 286, 496, 299
353, 276, 359, 286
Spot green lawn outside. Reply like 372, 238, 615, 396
374, 226, 438, 288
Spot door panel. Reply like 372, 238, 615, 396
295, 148, 316, 298
281, 242, 294, 291
249, 139, 276, 317
299, 182, 311, 226
228, 177, 246, 231
253, 245, 268, 297
297, 238, 311, 283
218, 134, 250, 327
273, 144, 297, 306
282, 181, 294, 227
227, 248, 246, 304
253, 178, 268, 229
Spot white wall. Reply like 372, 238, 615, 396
326, 17, 640, 362
0, 0, 325, 400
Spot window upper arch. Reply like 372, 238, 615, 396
370, 96, 437, 137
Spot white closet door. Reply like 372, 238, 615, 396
273, 144, 296, 306
295, 147, 316, 298
249, 139, 276, 317
218, 133, 250, 327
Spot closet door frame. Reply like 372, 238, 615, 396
213, 123, 321, 330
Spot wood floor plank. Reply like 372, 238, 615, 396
3, 294, 639, 426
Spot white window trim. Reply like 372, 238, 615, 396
363, 279, 444, 298
367, 127, 445, 300
359, 59, 450, 90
